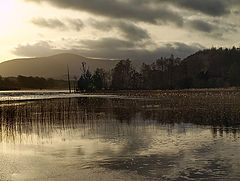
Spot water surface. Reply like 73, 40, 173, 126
0, 92, 240, 180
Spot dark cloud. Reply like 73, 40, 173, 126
88, 19, 112, 31
79, 38, 136, 49
79, 41, 204, 62
31, 17, 84, 31
12, 39, 204, 62
187, 20, 215, 33
89, 19, 150, 41
117, 22, 150, 41
184, 18, 239, 39
25, 0, 183, 26
161, 0, 229, 16
25, 0, 240, 19
24, 0, 240, 42
138, 0, 239, 16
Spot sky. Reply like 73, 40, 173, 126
0, 0, 240, 63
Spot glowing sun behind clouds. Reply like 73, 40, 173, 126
0, 0, 17, 24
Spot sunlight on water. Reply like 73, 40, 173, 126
0, 90, 120, 102
0, 93, 240, 180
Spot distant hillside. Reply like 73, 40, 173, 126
1, 48, 240, 89
104, 47, 240, 90
178, 47, 240, 88
0, 53, 119, 79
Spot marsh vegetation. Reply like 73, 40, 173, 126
0, 89, 240, 180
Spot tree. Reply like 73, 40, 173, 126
228, 62, 240, 86
92, 68, 107, 90
111, 59, 136, 90
77, 62, 93, 91
140, 63, 152, 89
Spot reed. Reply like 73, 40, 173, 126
0, 89, 240, 143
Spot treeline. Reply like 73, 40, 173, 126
77, 47, 240, 91
76, 56, 181, 91
0, 75, 68, 90
2, 47, 239, 91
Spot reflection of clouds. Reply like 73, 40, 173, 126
98, 154, 181, 179
96, 122, 240, 180
176, 139, 238, 180
98, 137, 239, 180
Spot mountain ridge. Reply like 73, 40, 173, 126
0, 53, 119, 79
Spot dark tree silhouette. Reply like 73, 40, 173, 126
111, 59, 136, 90
92, 68, 106, 90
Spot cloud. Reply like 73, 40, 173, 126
31, 17, 66, 30
187, 20, 215, 33
79, 37, 136, 49
184, 18, 239, 39
25, 0, 183, 26
24, 0, 240, 42
161, 0, 229, 16
31, 17, 84, 31
78, 41, 204, 61
25, 0, 240, 19
117, 22, 150, 41
67, 18, 84, 31
89, 19, 150, 41
138, 0, 239, 17
12, 39, 204, 62
12, 41, 63, 57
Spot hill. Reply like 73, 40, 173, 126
177, 47, 240, 88
102, 47, 240, 90
1, 47, 240, 90
0, 53, 119, 79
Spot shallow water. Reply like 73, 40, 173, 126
0, 90, 119, 102
0, 93, 240, 180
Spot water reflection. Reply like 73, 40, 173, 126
0, 97, 240, 180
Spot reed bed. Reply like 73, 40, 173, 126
0, 89, 240, 143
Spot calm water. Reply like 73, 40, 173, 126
0, 90, 119, 101
0, 91, 240, 180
